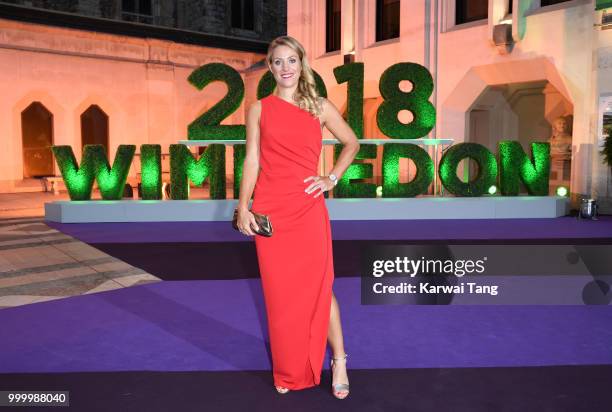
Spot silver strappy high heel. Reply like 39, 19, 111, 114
275, 385, 289, 394
330, 353, 349, 399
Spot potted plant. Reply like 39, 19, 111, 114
602, 125, 612, 170
599, 124, 612, 214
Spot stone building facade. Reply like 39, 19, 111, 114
288, 0, 612, 204
3, 0, 286, 41
0, 0, 285, 192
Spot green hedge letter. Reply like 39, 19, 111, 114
498, 141, 550, 195
332, 62, 376, 198
52, 144, 135, 201
140, 144, 162, 200
382, 143, 434, 197
170, 144, 225, 199
438, 143, 497, 197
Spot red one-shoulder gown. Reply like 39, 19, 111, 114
251, 94, 334, 390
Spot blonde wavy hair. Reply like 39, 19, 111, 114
266, 36, 323, 118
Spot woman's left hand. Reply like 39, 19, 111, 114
304, 175, 335, 198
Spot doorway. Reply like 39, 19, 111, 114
21, 102, 54, 178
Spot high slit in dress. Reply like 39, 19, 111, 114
251, 94, 334, 390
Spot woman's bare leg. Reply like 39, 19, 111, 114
328, 292, 349, 397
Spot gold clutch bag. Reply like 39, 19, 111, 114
232, 208, 273, 237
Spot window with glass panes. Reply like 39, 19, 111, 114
231, 0, 254, 30
121, 0, 153, 24
326, 0, 341, 52
455, 0, 488, 25
376, 0, 400, 42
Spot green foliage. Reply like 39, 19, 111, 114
382, 143, 434, 197
498, 141, 550, 196
332, 62, 375, 198
188, 63, 246, 140
140, 144, 162, 200
334, 62, 364, 138
602, 125, 612, 169
439, 143, 497, 197
233, 144, 246, 199
334, 163, 377, 198
377, 62, 436, 139
169, 144, 226, 199
52, 144, 135, 201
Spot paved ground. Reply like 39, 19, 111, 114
0, 216, 161, 309
0, 187, 214, 219
0, 191, 161, 309
0, 191, 70, 219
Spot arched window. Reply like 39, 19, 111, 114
81, 105, 109, 154
21, 102, 54, 178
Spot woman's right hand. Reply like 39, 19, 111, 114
236, 208, 260, 236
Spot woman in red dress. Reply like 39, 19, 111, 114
235, 36, 359, 399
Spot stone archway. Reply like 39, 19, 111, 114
80, 104, 109, 154
440, 57, 575, 192
21, 102, 54, 178
440, 57, 573, 144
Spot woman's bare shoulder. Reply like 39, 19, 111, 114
247, 100, 262, 121
318, 96, 341, 118
249, 99, 262, 112
317, 96, 331, 116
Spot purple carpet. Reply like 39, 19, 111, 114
45, 216, 612, 243
2, 217, 611, 409
1, 278, 611, 373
